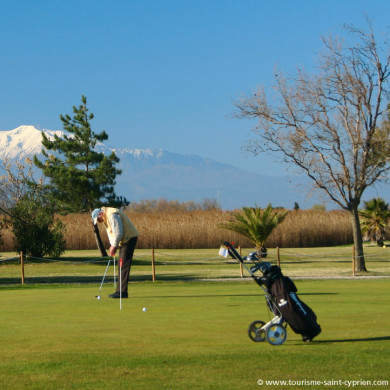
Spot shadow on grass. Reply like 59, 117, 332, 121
0, 273, 227, 285
0, 257, 222, 266
0, 276, 116, 285
280, 260, 352, 264
314, 336, 390, 343
0, 257, 110, 265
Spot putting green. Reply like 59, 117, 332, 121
0, 279, 389, 389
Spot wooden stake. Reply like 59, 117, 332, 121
20, 252, 25, 284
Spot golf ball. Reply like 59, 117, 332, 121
97, 296, 101, 300
143, 307, 147, 312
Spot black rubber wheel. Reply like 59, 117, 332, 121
248, 321, 266, 342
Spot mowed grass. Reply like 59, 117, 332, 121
0, 279, 389, 390
1, 244, 389, 284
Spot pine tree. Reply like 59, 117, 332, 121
34, 95, 127, 255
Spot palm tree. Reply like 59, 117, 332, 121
359, 198, 390, 246
219, 203, 287, 256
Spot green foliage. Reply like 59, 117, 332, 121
0, 158, 65, 257
9, 193, 66, 258
218, 203, 287, 249
359, 197, 390, 246
34, 95, 127, 214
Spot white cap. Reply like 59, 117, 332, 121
91, 208, 101, 225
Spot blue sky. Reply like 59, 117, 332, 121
1, 0, 390, 176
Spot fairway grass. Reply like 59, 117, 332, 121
1, 244, 390, 285
0, 279, 389, 389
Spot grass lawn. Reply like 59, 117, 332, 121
0, 279, 389, 389
1, 244, 389, 284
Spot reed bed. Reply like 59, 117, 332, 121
269, 209, 353, 247
1, 209, 356, 251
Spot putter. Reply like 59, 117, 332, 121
113, 255, 116, 288
95, 258, 111, 299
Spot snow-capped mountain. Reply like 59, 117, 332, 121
0, 125, 64, 159
0, 125, 317, 209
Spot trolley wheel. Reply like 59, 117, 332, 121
248, 321, 266, 342
266, 324, 287, 345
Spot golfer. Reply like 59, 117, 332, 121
91, 207, 139, 298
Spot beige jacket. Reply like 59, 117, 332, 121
101, 207, 139, 247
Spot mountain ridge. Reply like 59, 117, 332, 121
0, 125, 317, 209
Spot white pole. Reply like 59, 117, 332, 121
119, 258, 122, 310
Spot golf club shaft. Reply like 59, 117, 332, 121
113, 255, 116, 288
99, 258, 111, 293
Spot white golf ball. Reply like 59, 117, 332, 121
97, 296, 101, 300
143, 307, 147, 312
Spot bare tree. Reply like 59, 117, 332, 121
0, 158, 42, 215
235, 23, 390, 272
0, 158, 66, 258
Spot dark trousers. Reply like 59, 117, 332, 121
117, 236, 137, 293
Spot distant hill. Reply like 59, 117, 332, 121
0, 125, 324, 209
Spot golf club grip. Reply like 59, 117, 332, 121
223, 241, 244, 264
223, 241, 266, 289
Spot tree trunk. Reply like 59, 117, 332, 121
350, 206, 367, 272
256, 246, 268, 258
93, 222, 108, 257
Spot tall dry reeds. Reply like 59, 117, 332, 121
266, 209, 353, 247
0, 209, 354, 252
131, 209, 246, 249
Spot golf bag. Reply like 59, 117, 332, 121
223, 241, 321, 343
265, 269, 321, 341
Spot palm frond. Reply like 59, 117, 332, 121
218, 203, 287, 248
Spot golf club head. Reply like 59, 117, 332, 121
246, 252, 259, 261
